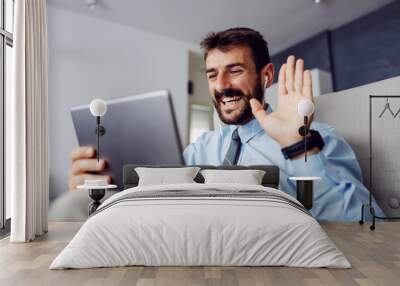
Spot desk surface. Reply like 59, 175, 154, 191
0, 222, 399, 286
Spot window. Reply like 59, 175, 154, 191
0, 0, 14, 231
189, 105, 213, 143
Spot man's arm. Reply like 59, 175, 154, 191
284, 126, 384, 221
248, 55, 383, 221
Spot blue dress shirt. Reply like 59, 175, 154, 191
183, 111, 384, 221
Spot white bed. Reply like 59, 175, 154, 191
50, 183, 350, 269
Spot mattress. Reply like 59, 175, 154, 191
50, 183, 351, 269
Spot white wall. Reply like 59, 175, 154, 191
47, 6, 198, 199
314, 75, 400, 216
188, 51, 214, 143
188, 51, 212, 107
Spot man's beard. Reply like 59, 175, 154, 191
212, 81, 264, 125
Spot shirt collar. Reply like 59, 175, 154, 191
227, 104, 273, 143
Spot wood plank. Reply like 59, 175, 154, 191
0, 222, 399, 286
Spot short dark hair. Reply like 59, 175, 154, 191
200, 27, 271, 72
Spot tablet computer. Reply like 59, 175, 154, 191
71, 90, 184, 190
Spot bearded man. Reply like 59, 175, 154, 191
53, 27, 383, 221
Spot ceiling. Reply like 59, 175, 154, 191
47, 0, 394, 54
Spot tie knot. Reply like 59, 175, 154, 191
232, 129, 240, 141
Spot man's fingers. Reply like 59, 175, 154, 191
294, 59, 304, 93
70, 158, 106, 176
285, 55, 295, 93
69, 174, 111, 191
303, 70, 313, 99
250, 98, 267, 124
278, 64, 287, 95
70, 146, 96, 162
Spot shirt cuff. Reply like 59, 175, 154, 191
287, 152, 327, 177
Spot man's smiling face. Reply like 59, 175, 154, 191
205, 45, 264, 125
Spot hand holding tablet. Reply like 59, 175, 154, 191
69, 90, 184, 191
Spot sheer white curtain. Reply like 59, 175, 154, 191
9, 0, 49, 242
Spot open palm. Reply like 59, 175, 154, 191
250, 55, 313, 147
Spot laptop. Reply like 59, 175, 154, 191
71, 90, 184, 190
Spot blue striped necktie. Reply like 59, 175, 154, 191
222, 129, 241, 165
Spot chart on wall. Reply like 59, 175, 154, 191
370, 96, 400, 216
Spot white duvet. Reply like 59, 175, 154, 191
50, 183, 351, 269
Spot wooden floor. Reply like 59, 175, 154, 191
0, 222, 399, 286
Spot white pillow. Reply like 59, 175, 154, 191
200, 169, 266, 185
135, 167, 200, 186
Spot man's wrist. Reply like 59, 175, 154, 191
280, 130, 325, 160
